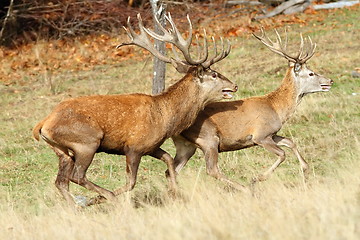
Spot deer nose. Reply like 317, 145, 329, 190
234, 85, 238, 92
330, 79, 334, 85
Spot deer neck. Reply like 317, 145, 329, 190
266, 68, 304, 123
154, 73, 205, 137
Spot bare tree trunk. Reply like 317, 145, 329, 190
150, 0, 167, 95
0, 0, 15, 46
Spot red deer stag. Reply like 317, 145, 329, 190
32, 13, 237, 206
171, 28, 333, 189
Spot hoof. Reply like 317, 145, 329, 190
86, 195, 108, 206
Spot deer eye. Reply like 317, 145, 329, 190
211, 72, 217, 79
309, 72, 314, 76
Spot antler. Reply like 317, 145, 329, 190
117, 14, 172, 64
144, 13, 208, 65
253, 27, 316, 64
202, 36, 231, 68
117, 13, 231, 68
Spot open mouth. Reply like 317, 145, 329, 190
320, 84, 332, 91
222, 88, 235, 99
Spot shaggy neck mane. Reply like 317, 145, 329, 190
154, 72, 204, 137
265, 67, 301, 123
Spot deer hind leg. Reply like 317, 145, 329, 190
53, 147, 76, 206
150, 148, 177, 193
113, 151, 141, 196
172, 135, 197, 173
253, 135, 286, 183
273, 135, 309, 180
70, 144, 116, 206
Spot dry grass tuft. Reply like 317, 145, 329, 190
1, 165, 360, 240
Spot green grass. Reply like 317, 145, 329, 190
0, 5, 360, 240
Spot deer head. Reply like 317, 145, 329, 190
253, 28, 333, 95
117, 13, 237, 101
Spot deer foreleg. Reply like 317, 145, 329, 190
150, 148, 177, 193
199, 139, 248, 192
113, 151, 141, 196
273, 135, 309, 180
253, 136, 286, 183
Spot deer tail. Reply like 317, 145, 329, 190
32, 118, 47, 141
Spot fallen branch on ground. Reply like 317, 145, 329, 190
254, 0, 310, 20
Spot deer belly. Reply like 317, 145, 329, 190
97, 142, 126, 155
97, 133, 165, 155
219, 135, 255, 152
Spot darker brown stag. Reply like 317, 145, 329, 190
172, 28, 333, 190
32, 13, 237, 207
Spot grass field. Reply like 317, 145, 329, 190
0, 6, 359, 240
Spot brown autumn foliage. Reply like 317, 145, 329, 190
0, 2, 359, 86
0, 0, 142, 42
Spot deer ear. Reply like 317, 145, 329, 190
170, 59, 191, 73
294, 62, 301, 74
195, 65, 206, 82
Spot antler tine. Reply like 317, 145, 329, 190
295, 33, 305, 60
253, 28, 278, 53
262, 27, 277, 47
168, 14, 211, 64
309, 37, 317, 58
119, 17, 136, 43
195, 34, 201, 59
143, 14, 173, 43
166, 13, 186, 47
200, 36, 218, 68
171, 45, 183, 62
167, 14, 210, 62
300, 36, 310, 60
142, 13, 208, 66
221, 39, 232, 60
274, 28, 290, 54
254, 28, 300, 63
185, 15, 193, 47
283, 27, 288, 51
212, 36, 218, 57
299, 36, 317, 63
274, 29, 283, 46
117, 15, 172, 64
167, 14, 209, 65
197, 29, 209, 63
118, 13, 228, 68
254, 27, 318, 64
201, 37, 231, 68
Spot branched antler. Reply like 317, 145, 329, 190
253, 27, 316, 64
117, 14, 171, 63
117, 13, 231, 69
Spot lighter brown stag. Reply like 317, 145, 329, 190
171, 28, 333, 190
32, 13, 237, 207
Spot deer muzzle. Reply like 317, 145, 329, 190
222, 85, 238, 99
320, 79, 334, 92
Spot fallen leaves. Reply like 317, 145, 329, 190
0, 34, 141, 85
0, 3, 358, 86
